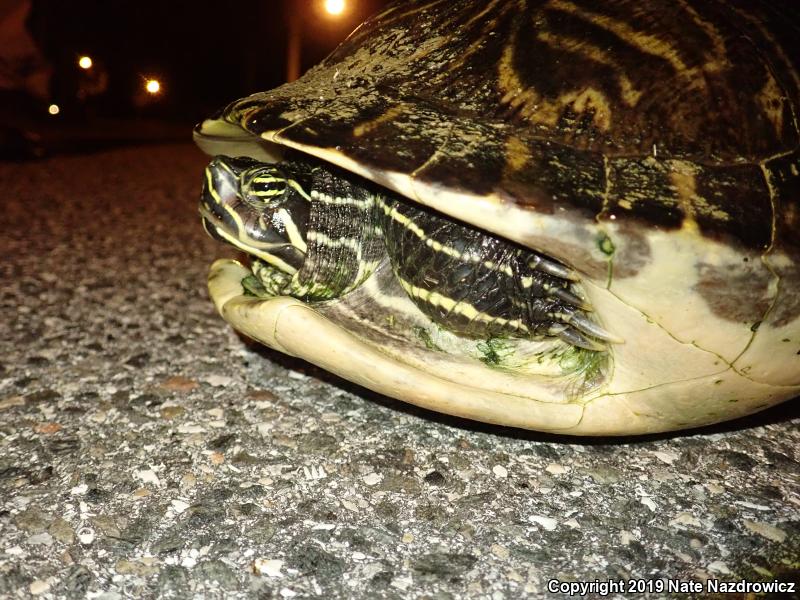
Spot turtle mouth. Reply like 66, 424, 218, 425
199, 198, 304, 273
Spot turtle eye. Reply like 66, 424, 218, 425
240, 167, 289, 209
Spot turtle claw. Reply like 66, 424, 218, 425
556, 327, 606, 351
568, 312, 624, 344
547, 323, 568, 335
548, 286, 592, 311
528, 255, 579, 281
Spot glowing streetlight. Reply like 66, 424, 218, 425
78, 55, 93, 69
145, 79, 161, 94
48, 104, 60, 115
324, 0, 345, 15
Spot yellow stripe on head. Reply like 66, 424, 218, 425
204, 167, 223, 204
277, 207, 309, 254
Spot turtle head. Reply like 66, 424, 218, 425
200, 155, 310, 275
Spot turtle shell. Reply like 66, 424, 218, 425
197, 0, 800, 433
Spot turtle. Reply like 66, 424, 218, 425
195, 0, 800, 435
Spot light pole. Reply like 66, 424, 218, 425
286, 2, 302, 82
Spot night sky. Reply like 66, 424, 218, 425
27, 0, 390, 124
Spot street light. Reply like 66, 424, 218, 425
145, 79, 161, 94
325, 0, 346, 15
48, 104, 60, 115
78, 55, 93, 69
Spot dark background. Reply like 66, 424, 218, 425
4, 0, 390, 155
